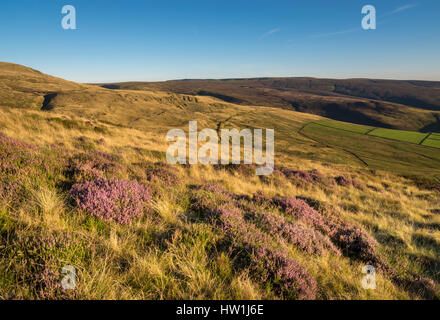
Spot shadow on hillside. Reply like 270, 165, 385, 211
41, 93, 57, 111
101, 84, 121, 90
408, 253, 440, 283
292, 101, 393, 128
197, 90, 246, 104
412, 234, 440, 252
420, 115, 440, 133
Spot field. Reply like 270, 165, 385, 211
313, 119, 440, 149
368, 128, 428, 145
423, 137, 440, 148
423, 133, 440, 148
0, 63, 439, 300
301, 123, 440, 178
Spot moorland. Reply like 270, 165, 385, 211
0, 62, 439, 300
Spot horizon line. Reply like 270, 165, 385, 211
2, 61, 439, 84
86, 75, 440, 85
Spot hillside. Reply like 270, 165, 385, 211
96, 78, 440, 132
0, 62, 439, 300
0, 62, 85, 110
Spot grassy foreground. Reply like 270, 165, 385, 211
0, 106, 439, 300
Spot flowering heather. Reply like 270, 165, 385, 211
251, 246, 317, 300
272, 197, 330, 234
0, 132, 37, 174
329, 222, 386, 270
279, 167, 324, 186
204, 206, 317, 299
258, 167, 284, 184
0, 180, 21, 202
252, 191, 273, 208
189, 184, 236, 217
214, 207, 271, 248
146, 162, 180, 186
74, 136, 96, 151
335, 176, 351, 187
408, 277, 439, 300
3, 232, 83, 300
270, 195, 385, 268
65, 151, 120, 183
247, 210, 341, 256
192, 183, 232, 196
189, 184, 252, 215
0, 133, 39, 203
335, 176, 363, 189
351, 179, 363, 189
69, 178, 151, 224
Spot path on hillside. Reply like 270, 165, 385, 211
215, 112, 247, 134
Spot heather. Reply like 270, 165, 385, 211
145, 162, 180, 186
335, 176, 363, 189
329, 222, 387, 271
65, 151, 121, 184
258, 167, 326, 187
281, 168, 323, 183
184, 184, 319, 299
69, 178, 151, 224
0, 229, 89, 299
406, 277, 439, 300
0, 133, 39, 203
272, 197, 331, 234
189, 184, 236, 215
245, 210, 341, 256
189, 184, 431, 294
0, 132, 36, 171
250, 247, 317, 300
267, 195, 387, 271
206, 206, 317, 300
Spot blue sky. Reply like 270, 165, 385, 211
0, 0, 439, 82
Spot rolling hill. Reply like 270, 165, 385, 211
1, 62, 439, 300
2, 62, 440, 179
96, 77, 440, 132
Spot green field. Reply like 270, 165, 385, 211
368, 128, 428, 144
302, 122, 440, 177
423, 136, 440, 148
315, 120, 439, 148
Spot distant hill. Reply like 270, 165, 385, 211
2, 61, 440, 178
2, 62, 440, 132
96, 77, 440, 132
0, 62, 85, 110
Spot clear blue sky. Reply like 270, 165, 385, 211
0, 0, 439, 82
